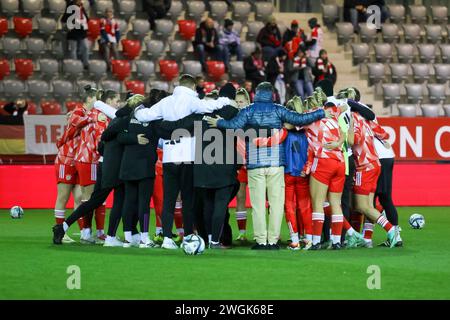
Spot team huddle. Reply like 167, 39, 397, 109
52, 74, 402, 251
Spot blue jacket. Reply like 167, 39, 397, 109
217, 90, 325, 169
284, 130, 309, 177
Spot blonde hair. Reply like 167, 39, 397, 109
127, 94, 145, 110
236, 88, 250, 104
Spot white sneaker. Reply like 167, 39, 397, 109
103, 236, 123, 247
123, 234, 141, 248
139, 239, 157, 248
62, 234, 76, 244
80, 236, 96, 244
362, 239, 373, 248
161, 237, 178, 250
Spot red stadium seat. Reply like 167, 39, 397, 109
0, 17, 8, 37
111, 59, 131, 81
13, 17, 33, 38
177, 20, 196, 40
124, 80, 145, 95
121, 39, 141, 60
203, 81, 216, 93
230, 81, 240, 90
0, 59, 10, 80
41, 101, 62, 115
206, 61, 226, 82
87, 18, 101, 41
26, 101, 37, 114
66, 101, 83, 112
14, 59, 34, 80
159, 60, 179, 81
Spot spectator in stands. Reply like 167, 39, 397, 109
196, 76, 206, 99
283, 20, 307, 61
143, 0, 172, 30
2, 99, 28, 117
243, 80, 255, 102
346, 0, 389, 33
61, 0, 90, 69
267, 49, 287, 104
257, 16, 283, 61
100, 8, 120, 71
193, 18, 224, 72
313, 49, 337, 88
219, 19, 243, 71
244, 47, 266, 88
305, 17, 323, 60
285, 49, 313, 100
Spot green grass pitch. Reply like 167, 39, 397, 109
0, 207, 449, 300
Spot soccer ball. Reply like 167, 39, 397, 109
181, 234, 205, 255
409, 213, 425, 229
10, 206, 24, 219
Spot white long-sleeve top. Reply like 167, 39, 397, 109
134, 85, 231, 163
94, 100, 117, 120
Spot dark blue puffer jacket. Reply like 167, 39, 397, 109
217, 89, 325, 169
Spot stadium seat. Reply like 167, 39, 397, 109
417, 44, 436, 63
41, 101, 62, 115
351, 43, 369, 65
411, 63, 430, 83
336, 23, 354, 46
50, 38, 64, 59
87, 18, 101, 41
186, 1, 205, 22
0, 0, 19, 16
427, 84, 446, 104
149, 80, 169, 92
389, 63, 409, 83
382, 83, 401, 108
395, 43, 415, 64
27, 80, 50, 99
52, 79, 73, 101
159, 60, 179, 81
434, 64, 450, 83
25, 38, 46, 56
66, 101, 83, 112
154, 19, 174, 38
409, 5, 427, 25
37, 17, 57, 38
48, 0, 66, 15
100, 80, 121, 92
132, 19, 150, 38
1, 37, 21, 57
387, 4, 405, 24
76, 79, 96, 96
111, 60, 131, 80
241, 41, 256, 57
247, 21, 264, 40
26, 100, 37, 114
403, 24, 421, 44
425, 25, 442, 44
232, 1, 251, 22
14, 59, 34, 80
119, 0, 136, 20
169, 40, 188, 60
0, 17, 8, 37
381, 24, 399, 43
255, 2, 274, 21
182, 60, 202, 76
374, 43, 393, 63
13, 17, 33, 38
121, 39, 141, 60
88, 59, 107, 79
232, 21, 243, 35
405, 83, 423, 103
39, 59, 59, 79
321, 4, 339, 29
167, 1, 183, 20
203, 81, 216, 94
209, 1, 228, 21
367, 63, 385, 86
0, 59, 10, 80
359, 23, 377, 44
134, 60, 155, 79
431, 6, 448, 25
124, 80, 145, 95
23, 0, 43, 15
95, 0, 113, 16
62, 59, 84, 79
178, 20, 197, 40
2, 80, 26, 98
145, 39, 165, 58
439, 44, 450, 63
229, 61, 245, 79
115, 18, 128, 35
421, 104, 441, 117
443, 105, 450, 117
397, 104, 417, 117
206, 61, 225, 82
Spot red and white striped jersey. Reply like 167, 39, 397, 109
305, 115, 344, 162
55, 125, 80, 166
75, 108, 110, 164
351, 112, 381, 171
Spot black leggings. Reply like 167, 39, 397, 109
375, 158, 398, 226
122, 178, 154, 233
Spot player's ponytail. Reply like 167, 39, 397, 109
126, 94, 145, 110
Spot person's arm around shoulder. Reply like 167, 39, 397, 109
205, 107, 249, 129
190, 95, 231, 114
279, 105, 327, 127
134, 101, 163, 122
94, 100, 116, 119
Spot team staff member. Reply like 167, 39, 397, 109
134, 74, 231, 250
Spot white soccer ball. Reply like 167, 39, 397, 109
409, 213, 425, 229
10, 206, 24, 219
181, 234, 205, 255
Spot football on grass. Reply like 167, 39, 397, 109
10, 206, 24, 219
409, 213, 425, 229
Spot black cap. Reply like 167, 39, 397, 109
219, 83, 237, 100
224, 19, 234, 28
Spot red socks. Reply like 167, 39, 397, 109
312, 212, 325, 244
55, 209, 65, 225
362, 220, 374, 240
350, 211, 363, 232
94, 204, 106, 231
376, 215, 394, 233
236, 211, 247, 232
174, 201, 183, 234
331, 214, 344, 244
